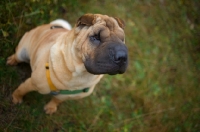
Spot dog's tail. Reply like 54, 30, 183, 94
50, 19, 72, 30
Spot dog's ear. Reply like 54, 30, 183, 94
114, 17, 125, 29
76, 14, 96, 27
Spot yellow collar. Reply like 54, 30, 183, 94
45, 63, 58, 92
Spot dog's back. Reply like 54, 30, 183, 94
7, 19, 71, 67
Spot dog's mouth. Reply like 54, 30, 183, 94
97, 62, 126, 75
84, 59, 128, 75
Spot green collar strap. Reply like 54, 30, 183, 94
50, 88, 89, 95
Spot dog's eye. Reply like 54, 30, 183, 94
90, 34, 101, 45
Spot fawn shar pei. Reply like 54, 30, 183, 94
7, 14, 128, 114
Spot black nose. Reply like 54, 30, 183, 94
109, 46, 127, 66
114, 50, 127, 65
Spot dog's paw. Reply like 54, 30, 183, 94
7, 54, 18, 66
12, 94, 23, 104
44, 103, 57, 115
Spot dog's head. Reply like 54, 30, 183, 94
74, 14, 128, 75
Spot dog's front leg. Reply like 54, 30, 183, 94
12, 78, 37, 104
44, 97, 63, 115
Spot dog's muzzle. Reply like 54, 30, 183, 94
84, 42, 128, 75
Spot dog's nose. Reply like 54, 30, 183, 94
114, 50, 127, 65
110, 45, 127, 66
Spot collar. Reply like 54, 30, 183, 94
50, 25, 64, 29
45, 63, 89, 95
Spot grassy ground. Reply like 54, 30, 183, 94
0, 0, 200, 131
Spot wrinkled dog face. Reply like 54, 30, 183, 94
75, 14, 128, 75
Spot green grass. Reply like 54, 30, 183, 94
0, 0, 200, 131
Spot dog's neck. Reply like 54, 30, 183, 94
48, 30, 91, 90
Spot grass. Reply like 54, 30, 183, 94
0, 0, 200, 131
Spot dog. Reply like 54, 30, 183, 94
7, 14, 128, 114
